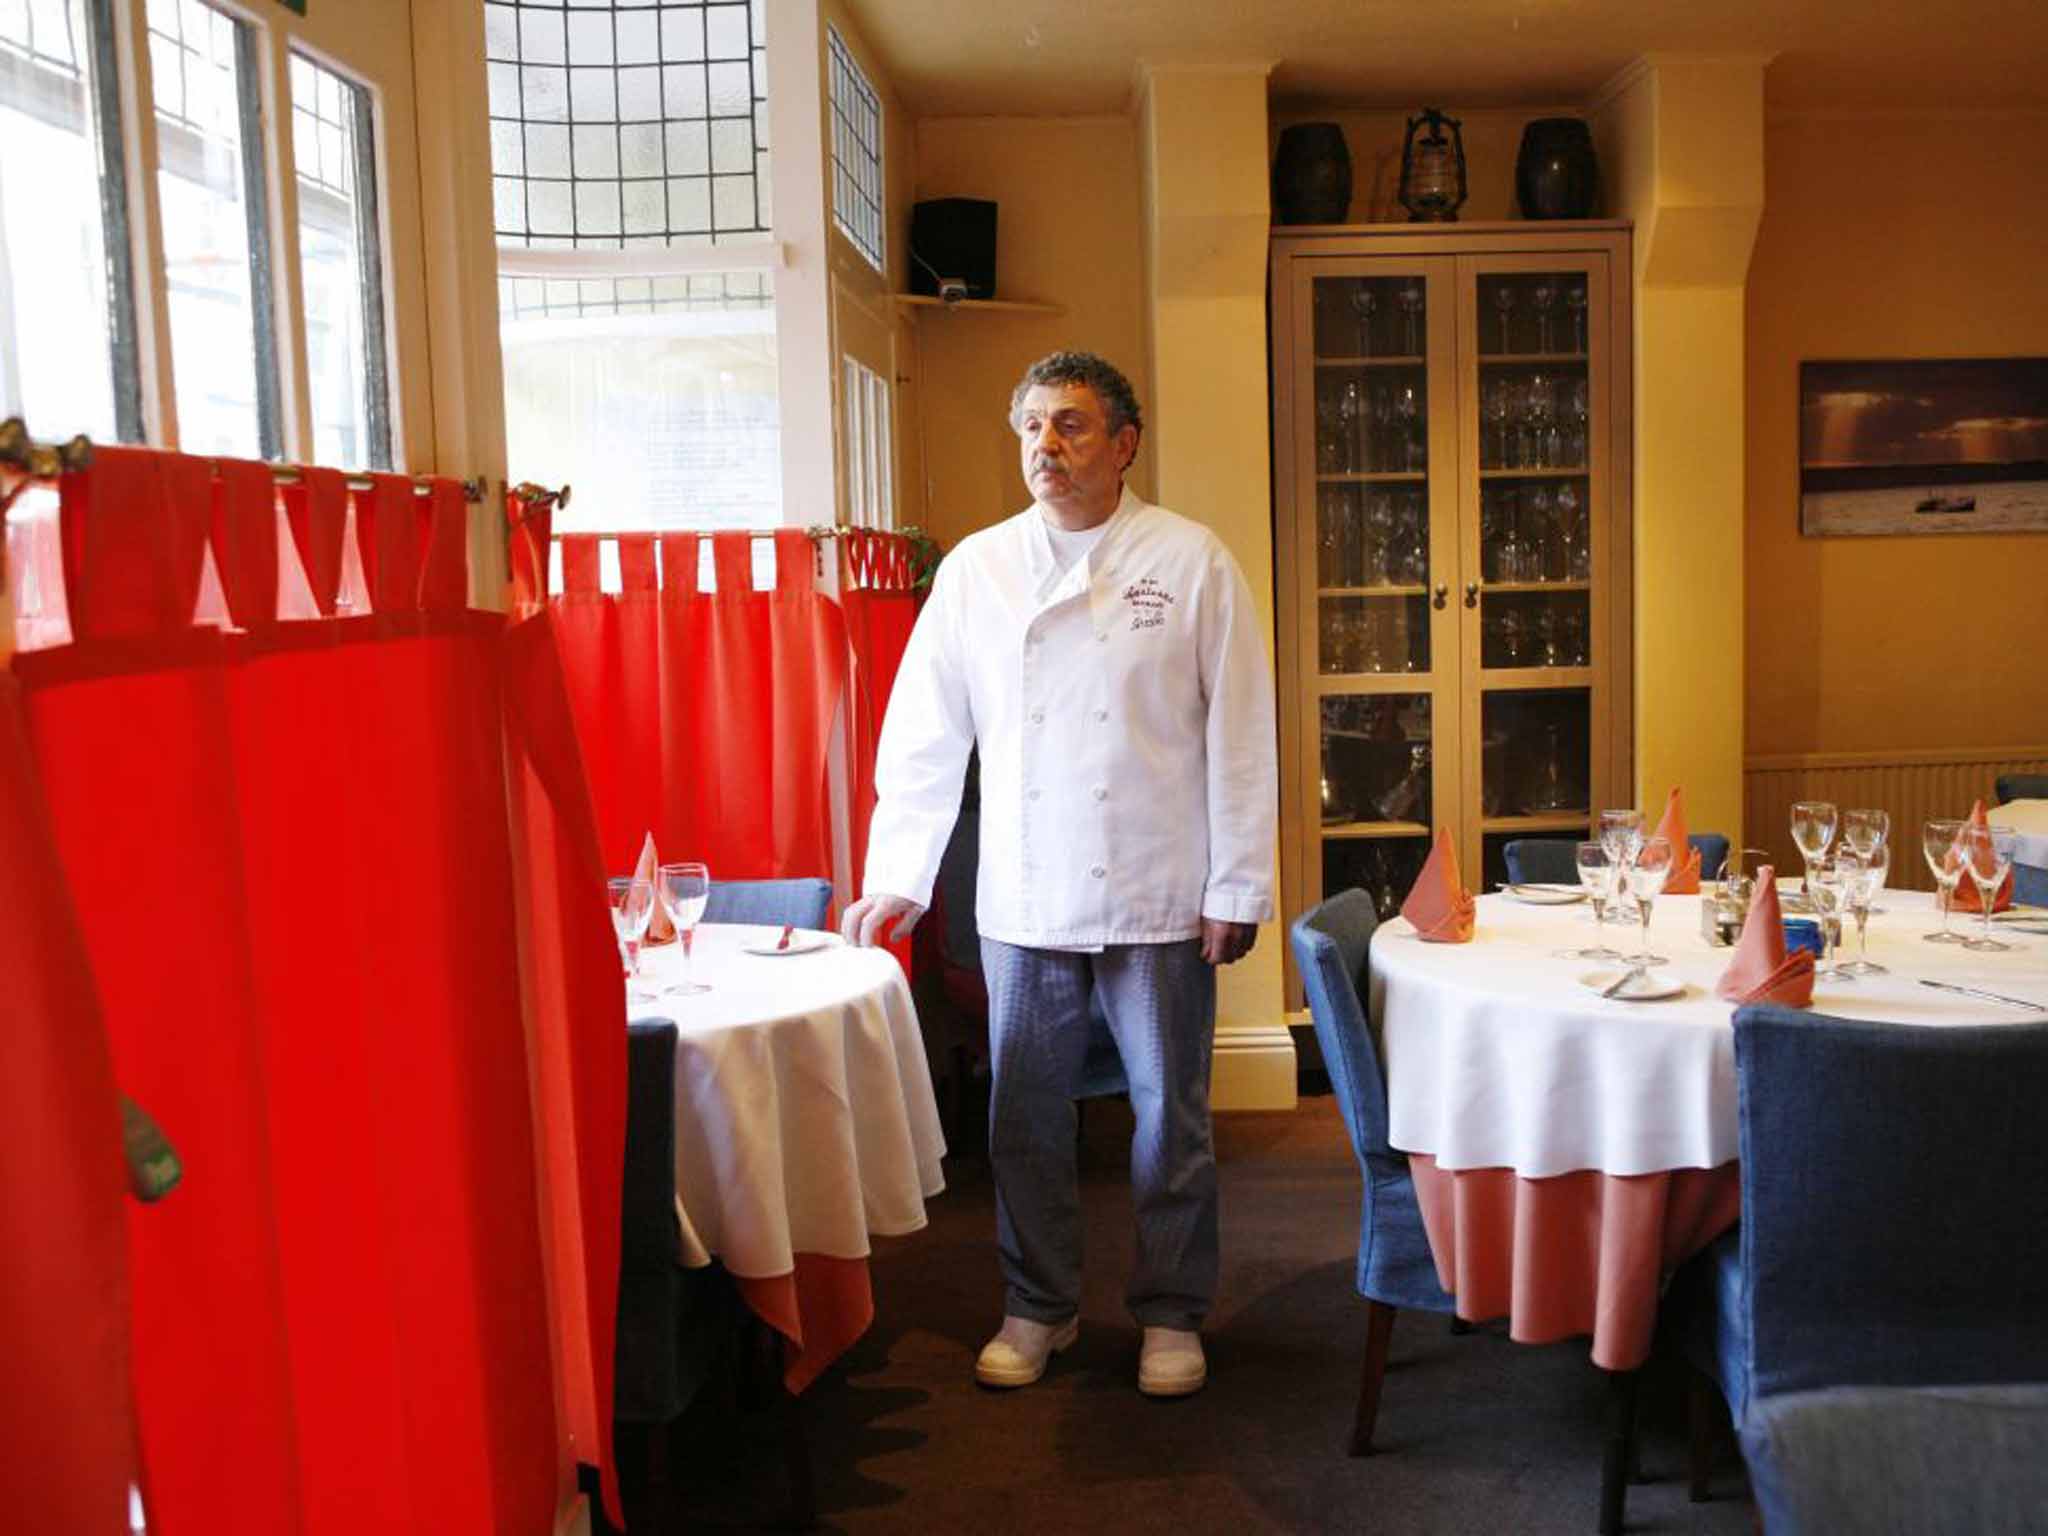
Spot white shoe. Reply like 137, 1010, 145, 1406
1138, 1327, 1207, 1397
974, 1314, 1080, 1388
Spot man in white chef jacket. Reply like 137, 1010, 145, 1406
842, 351, 1277, 1397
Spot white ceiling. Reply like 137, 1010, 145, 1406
840, 0, 2048, 117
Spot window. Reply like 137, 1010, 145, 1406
825, 24, 881, 272
841, 353, 891, 529
0, 0, 141, 441
290, 51, 391, 469
146, 0, 281, 458
487, 0, 781, 532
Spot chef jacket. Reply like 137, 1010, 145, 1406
863, 488, 1278, 947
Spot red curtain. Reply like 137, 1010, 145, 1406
839, 530, 921, 970
553, 529, 847, 884
0, 670, 134, 1532
10, 450, 573, 1535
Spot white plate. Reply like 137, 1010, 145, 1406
1578, 968, 1686, 1002
1504, 883, 1588, 905
741, 931, 840, 957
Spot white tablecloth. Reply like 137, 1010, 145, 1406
1374, 890, 2048, 1179
632, 924, 947, 1279
1997, 797, 2048, 871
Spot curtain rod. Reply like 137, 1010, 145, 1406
0, 417, 487, 503
545, 523, 919, 541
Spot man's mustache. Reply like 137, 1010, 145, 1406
1031, 457, 1066, 475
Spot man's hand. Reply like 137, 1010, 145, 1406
841, 893, 926, 948
1200, 919, 1258, 966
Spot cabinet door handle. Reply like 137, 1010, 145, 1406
1463, 581, 1480, 608
1432, 582, 1448, 610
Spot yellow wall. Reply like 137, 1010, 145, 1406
907, 115, 1154, 549
1592, 57, 1765, 845
1267, 105, 1591, 224
1746, 109, 2048, 756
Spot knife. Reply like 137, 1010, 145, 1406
1601, 966, 1643, 998
1918, 978, 2047, 1013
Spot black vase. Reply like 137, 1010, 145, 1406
1516, 118, 1598, 220
1272, 123, 1353, 225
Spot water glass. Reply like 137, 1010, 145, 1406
658, 860, 713, 994
1921, 817, 1968, 943
1959, 824, 2017, 953
1789, 801, 1838, 900
1842, 807, 1889, 859
607, 876, 658, 1003
1836, 842, 1889, 976
1623, 834, 1673, 971
1572, 840, 1628, 961
1812, 852, 1860, 979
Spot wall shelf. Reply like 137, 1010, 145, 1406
893, 294, 1065, 315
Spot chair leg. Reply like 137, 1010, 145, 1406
778, 1382, 817, 1531
1687, 1367, 1719, 1503
1598, 1367, 1640, 1536
1448, 1315, 1474, 1336
1350, 1301, 1398, 1457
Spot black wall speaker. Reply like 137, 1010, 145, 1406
908, 198, 997, 300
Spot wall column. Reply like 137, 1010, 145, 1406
1136, 62, 1295, 1110
1591, 55, 1767, 846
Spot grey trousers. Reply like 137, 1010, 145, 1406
979, 937, 1219, 1330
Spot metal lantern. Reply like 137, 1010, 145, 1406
1399, 108, 1468, 223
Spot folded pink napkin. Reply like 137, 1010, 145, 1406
1401, 828, 1476, 943
1715, 866, 1813, 1007
1651, 785, 1701, 895
632, 832, 678, 944
1949, 799, 2014, 913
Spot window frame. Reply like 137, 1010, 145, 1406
823, 21, 882, 274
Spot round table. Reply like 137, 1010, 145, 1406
1370, 888, 2048, 1367
633, 923, 947, 1390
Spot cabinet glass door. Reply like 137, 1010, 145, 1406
1291, 259, 1459, 921
1461, 255, 1614, 890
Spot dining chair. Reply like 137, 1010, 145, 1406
614, 1020, 742, 1524
1503, 833, 1730, 886
1994, 772, 2048, 804
1289, 888, 1455, 1456
1737, 1383, 2048, 1535
1669, 1006, 2048, 1505
702, 877, 833, 931
2016, 863, 2048, 907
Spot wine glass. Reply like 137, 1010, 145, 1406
1789, 801, 1838, 902
1338, 379, 1364, 473
1399, 283, 1424, 354
1622, 834, 1673, 977
1531, 280, 1556, 353
1525, 486, 1554, 580
1394, 381, 1424, 471
1572, 840, 1630, 961
1842, 808, 1890, 859
1836, 841, 1890, 976
1959, 824, 2018, 953
657, 860, 713, 995
1491, 284, 1516, 352
1599, 808, 1644, 924
1565, 284, 1588, 352
1555, 483, 1586, 580
1921, 817, 1968, 944
1483, 379, 1511, 468
1363, 492, 1395, 586
607, 876, 658, 1004
1810, 851, 1858, 979
1525, 372, 1554, 469
1350, 284, 1377, 356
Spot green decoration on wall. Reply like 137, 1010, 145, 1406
273, 0, 306, 14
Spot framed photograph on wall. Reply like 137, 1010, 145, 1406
1799, 357, 2048, 536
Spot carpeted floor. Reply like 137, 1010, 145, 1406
649, 1094, 1753, 1534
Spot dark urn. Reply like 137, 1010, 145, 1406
1272, 122, 1353, 225
1516, 118, 1598, 220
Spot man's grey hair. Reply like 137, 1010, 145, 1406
1008, 351, 1145, 444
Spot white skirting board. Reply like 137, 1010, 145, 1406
1210, 1022, 1299, 1111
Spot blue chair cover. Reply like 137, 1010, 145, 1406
1994, 772, 2048, 805
1673, 1006, 2048, 1429
702, 877, 832, 930
616, 1020, 737, 1424
2014, 863, 2048, 908
1503, 833, 1730, 886
1740, 1384, 2048, 1536
1289, 889, 1453, 1311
